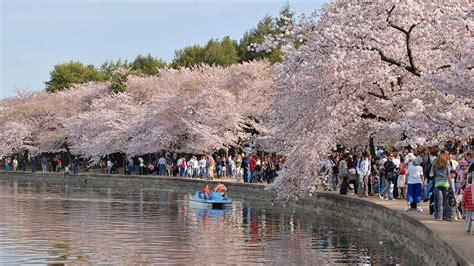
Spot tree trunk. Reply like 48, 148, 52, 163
369, 137, 376, 158
123, 156, 126, 175
23, 150, 29, 162
63, 143, 72, 166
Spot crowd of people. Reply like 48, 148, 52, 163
1, 152, 283, 185
321, 145, 474, 232
1, 155, 81, 175
2, 145, 472, 232
121, 153, 283, 184
1, 157, 21, 172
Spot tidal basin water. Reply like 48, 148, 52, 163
0, 179, 420, 265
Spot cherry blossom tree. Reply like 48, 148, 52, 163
17, 61, 274, 163
65, 92, 143, 164
0, 93, 33, 156
0, 83, 109, 157
125, 62, 273, 156
0, 121, 32, 157
255, 0, 473, 198
38, 83, 110, 155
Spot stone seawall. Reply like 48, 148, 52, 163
291, 193, 470, 266
1, 172, 469, 265
0, 172, 271, 201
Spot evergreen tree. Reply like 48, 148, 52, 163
99, 59, 129, 77
203, 37, 238, 66
171, 45, 205, 68
238, 15, 279, 62
45, 61, 107, 92
130, 54, 167, 76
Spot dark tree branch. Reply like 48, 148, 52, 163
368, 82, 389, 100
371, 47, 403, 67
437, 65, 452, 70
397, 77, 403, 87
422, 112, 451, 128
385, 5, 422, 77
340, 39, 419, 76
370, 47, 419, 76
406, 24, 418, 73
368, 91, 388, 100
387, 6, 396, 17
386, 6, 406, 33
361, 111, 388, 122
388, 22, 408, 34
376, 82, 387, 98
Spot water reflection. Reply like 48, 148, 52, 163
190, 206, 232, 223
0, 180, 419, 265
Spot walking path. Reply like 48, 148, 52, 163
352, 194, 474, 264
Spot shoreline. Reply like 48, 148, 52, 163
292, 192, 473, 266
1, 172, 471, 265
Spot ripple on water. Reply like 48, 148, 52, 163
0, 180, 422, 265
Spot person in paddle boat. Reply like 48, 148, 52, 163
214, 183, 227, 197
200, 184, 212, 199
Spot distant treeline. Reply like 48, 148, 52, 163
45, 5, 293, 93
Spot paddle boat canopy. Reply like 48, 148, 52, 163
190, 191, 232, 208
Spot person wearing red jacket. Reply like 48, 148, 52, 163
462, 182, 473, 233
214, 183, 227, 197
201, 184, 212, 199
249, 155, 257, 183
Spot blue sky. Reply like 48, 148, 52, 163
0, 0, 326, 99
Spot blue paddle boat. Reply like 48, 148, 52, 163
189, 191, 232, 209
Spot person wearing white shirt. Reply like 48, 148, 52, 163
449, 153, 458, 171
188, 157, 195, 177
192, 156, 199, 178
393, 156, 401, 168
106, 159, 113, 175
227, 156, 234, 178
357, 152, 370, 197
138, 157, 145, 175
199, 156, 207, 179
405, 157, 424, 212
12, 158, 18, 171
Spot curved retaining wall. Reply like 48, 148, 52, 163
0, 172, 270, 201
0, 172, 469, 265
291, 193, 470, 266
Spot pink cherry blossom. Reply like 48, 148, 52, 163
255, 0, 473, 198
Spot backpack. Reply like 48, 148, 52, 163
424, 156, 434, 180
180, 160, 186, 169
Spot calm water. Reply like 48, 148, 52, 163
0, 180, 420, 265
